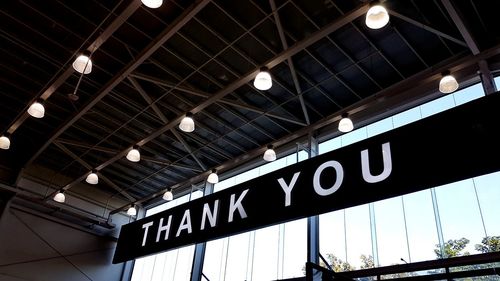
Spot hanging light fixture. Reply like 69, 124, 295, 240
338, 113, 354, 133
72, 51, 92, 74
162, 188, 173, 201
207, 169, 219, 184
263, 144, 277, 162
53, 191, 66, 203
86, 170, 98, 185
127, 205, 137, 216
141, 0, 163, 8
365, 3, 390, 29
179, 112, 195, 132
126, 145, 141, 162
253, 67, 272, 90
439, 71, 459, 94
0, 134, 10, 150
27, 99, 45, 118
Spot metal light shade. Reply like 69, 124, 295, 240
439, 74, 459, 94
126, 148, 141, 162
86, 172, 98, 185
53, 192, 65, 203
365, 5, 389, 29
338, 117, 354, 133
207, 170, 219, 184
127, 206, 137, 216
253, 68, 272, 90
27, 101, 45, 118
163, 190, 173, 201
72, 54, 92, 74
0, 136, 10, 150
141, 0, 162, 8
263, 146, 277, 162
179, 115, 195, 132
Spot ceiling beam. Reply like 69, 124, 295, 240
55, 139, 203, 172
110, 42, 500, 215
269, 0, 310, 125
440, 0, 479, 54
24, 0, 212, 169
129, 73, 307, 126
128, 77, 207, 171
107, 4, 371, 214
390, 11, 467, 47
440, 0, 497, 94
6, 0, 142, 134
51, 142, 136, 202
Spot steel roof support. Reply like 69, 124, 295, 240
270, 0, 310, 125
110, 41, 500, 215
128, 77, 207, 170
6, 0, 142, 134
25, 0, 212, 169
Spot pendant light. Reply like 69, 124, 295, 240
163, 188, 173, 201
365, 3, 390, 29
72, 51, 92, 74
27, 99, 45, 118
0, 134, 10, 150
127, 205, 137, 216
338, 113, 354, 133
263, 144, 277, 162
207, 169, 219, 184
439, 71, 459, 94
53, 191, 65, 203
86, 170, 98, 185
179, 112, 195, 132
126, 145, 141, 162
141, 0, 162, 8
253, 67, 272, 90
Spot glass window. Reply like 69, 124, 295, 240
345, 204, 372, 269
474, 172, 500, 238
374, 197, 410, 266
130, 192, 202, 281
402, 190, 440, 262
435, 179, 486, 256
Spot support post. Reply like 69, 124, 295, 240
306, 135, 320, 280
190, 182, 214, 281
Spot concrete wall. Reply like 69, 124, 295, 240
0, 206, 128, 281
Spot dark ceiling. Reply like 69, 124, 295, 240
1, 0, 500, 226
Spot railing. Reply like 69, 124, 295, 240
306, 252, 500, 281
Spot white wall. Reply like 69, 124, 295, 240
0, 206, 127, 281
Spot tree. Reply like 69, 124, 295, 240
434, 237, 470, 258
301, 254, 354, 275
360, 254, 374, 269
325, 254, 355, 272
475, 236, 500, 253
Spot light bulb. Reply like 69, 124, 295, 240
207, 170, 219, 184
86, 172, 98, 185
27, 101, 45, 118
439, 74, 459, 94
338, 115, 354, 133
253, 68, 272, 90
127, 206, 137, 216
263, 145, 277, 162
141, 0, 162, 8
72, 54, 92, 74
179, 113, 195, 132
53, 192, 65, 203
163, 190, 173, 201
126, 147, 140, 162
365, 5, 390, 29
0, 135, 10, 150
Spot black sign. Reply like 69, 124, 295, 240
113, 92, 500, 264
